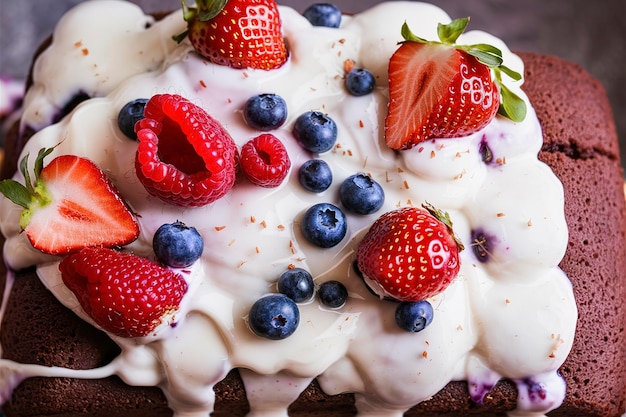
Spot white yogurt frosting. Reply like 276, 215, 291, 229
0, 1, 577, 416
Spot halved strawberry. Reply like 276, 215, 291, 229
0, 147, 139, 255
356, 203, 464, 302
134, 94, 239, 207
175, 0, 288, 70
60, 247, 188, 338
385, 18, 527, 150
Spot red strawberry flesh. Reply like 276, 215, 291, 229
60, 247, 188, 338
24, 155, 139, 255
385, 39, 499, 150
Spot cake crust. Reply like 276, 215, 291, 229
0, 4, 624, 414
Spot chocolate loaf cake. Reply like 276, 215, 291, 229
0, 1, 625, 416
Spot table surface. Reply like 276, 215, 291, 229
1, 0, 625, 174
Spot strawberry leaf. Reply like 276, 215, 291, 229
172, 30, 189, 44
19, 153, 34, 195
422, 202, 464, 251
463, 43, 504, 67
0, 180, 31, 209
499, 64, 522, 81
34, 147, 54, 179
197, 0, 228, 22
175, 0, 228, 43
2, 146, 58, 212
400, 22, 429, 44
181, 0, 228, 22
465, 48, 503, 67
497, 81, 527, 122
437, 17, 469, 44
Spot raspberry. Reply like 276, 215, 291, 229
134, 94, 239, 206
240, 133, 291, 187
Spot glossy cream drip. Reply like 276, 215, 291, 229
0, 1, 577, 416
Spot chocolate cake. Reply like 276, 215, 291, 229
0, 1, 625, 416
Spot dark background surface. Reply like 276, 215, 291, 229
1, 0, 624, 176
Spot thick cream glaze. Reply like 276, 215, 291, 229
0, 1, 577, 416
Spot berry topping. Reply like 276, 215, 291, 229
385, 18, 526, 150
302, 3, 342, 28
60, 247, 188, 338
176, 0, 288, 70
0, 148, 139, 255
277, 267, 315, 303
471, 229, 493, 263
248, 294, 300, 340
318, 280, 348, 309
356, 204, 464, 302
293, 111, 338, 153
240, 133, 291, 188
298, 159, 333, 193
134, 94, 238, 207
117, 98, 148, 140
339, 173, 385, 215
479, 139, 494, 164
53, 91, 90, 124
345, 68, 376, 96
395, 300, 434, 332
153, 221, 204, 268
300, 202, 347, 248
243, 93, 288, 131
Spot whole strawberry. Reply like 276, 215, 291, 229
356, 204, 464, 302
176, 0, 288, 70
385, 18, 527, 149
0, 147, 139, 255
60, 247, 188, 338
135, 94, 239, 207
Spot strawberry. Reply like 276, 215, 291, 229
60, 247, 188, 338
135, 94, 239, 207
356, 204, 464, 302
0, 147, 139, 255
385, 18, 527, 150
240, 133, 291, 187
175, 0, 288, 70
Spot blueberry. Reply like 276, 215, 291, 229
118, 98, 149, 140
293, 111, 338, 153
519, 377, 549, 403
302, 3, 342, 28
248, 294, 300, 340
339, 173, 385, 215
318, 280, 348, 308
470, 229, 493, 263
395, 300, 434, 332
54, 91, 90, 124
277, 268, 315, 303
243, 93, 288, 131
345, 68, 376, 96
153, 221, 204, 268
479, 139, 494, 164
301, 203, 347, 248
298, 159, 333, 193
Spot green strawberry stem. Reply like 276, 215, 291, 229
401, 18, 527, 123
0, 147, 55, 229
422, 202, 465, 251
173, 0, 229, 43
